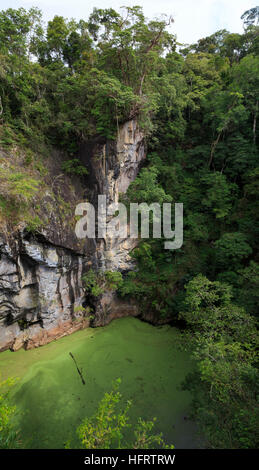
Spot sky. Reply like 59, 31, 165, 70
1, 0, 258, 44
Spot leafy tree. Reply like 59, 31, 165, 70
76, 379, 174, 449
82, 269, 123, 297
0, 7, 41, 57
201, 172, 235, 219
180, 276, 258, 449
125, 166, 172, 205
214, 233, 252, 267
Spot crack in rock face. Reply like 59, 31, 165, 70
0, 119, 146, 351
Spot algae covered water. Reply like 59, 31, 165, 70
0, 317, 197, 449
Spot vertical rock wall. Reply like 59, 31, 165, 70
0, 119, 145, 351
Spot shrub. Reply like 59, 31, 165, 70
61, 159, 88, 176
76, 379, 174, 449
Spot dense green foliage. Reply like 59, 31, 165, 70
0, 5, 258, 449
82, 269, 123, 297
180, 275, 258, 448
0, 6, 175, 151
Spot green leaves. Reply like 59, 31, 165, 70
76, 379, 173, 449
181, 275, 258, 448
201, 172, 236, 219
77, 378, 130, 449
126, 166, 172, 205
82, 269, 123, 297
61, 158, 88, 176
214, 233, 252, 267
0, 7, 41, 57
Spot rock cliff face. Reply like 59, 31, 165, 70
0, 119, 145, 351
0, 234, 86, 351
80, 118, 144, 272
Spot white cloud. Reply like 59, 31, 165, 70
1, 0, 258, 43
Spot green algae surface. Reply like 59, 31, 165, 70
0, 317, 197, 448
